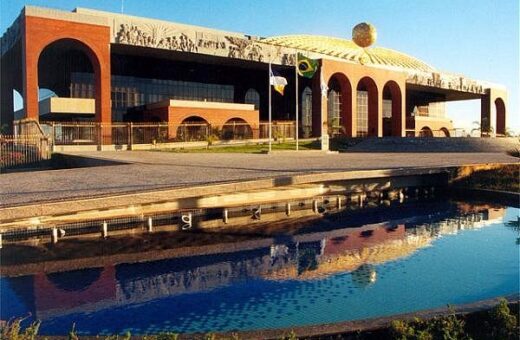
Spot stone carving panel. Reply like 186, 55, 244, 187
113, 19, 296, 66
407, 71, 485, 94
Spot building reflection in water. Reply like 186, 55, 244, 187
0, 202, 507, 327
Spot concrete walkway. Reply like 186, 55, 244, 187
1, 151, 517, 207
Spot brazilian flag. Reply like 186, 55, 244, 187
297, 53, 318, 78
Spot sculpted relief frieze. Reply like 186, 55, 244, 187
113, 20, 295, 66
407, 71, 485, 94
116, 23, 198, 52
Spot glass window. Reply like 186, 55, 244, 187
356, 91, 368, 137
383, 99, 392, 118
302, 87, 312, 138
327, 89, 342, 136
245, 88, 260, 109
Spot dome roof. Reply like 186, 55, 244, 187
261, 35, 435, 73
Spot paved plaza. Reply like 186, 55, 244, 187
1, 151, 517, 208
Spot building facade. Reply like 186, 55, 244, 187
0, 6, 508, 142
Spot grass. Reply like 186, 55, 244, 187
153, 140, 320, 153
453, 164, 519, 192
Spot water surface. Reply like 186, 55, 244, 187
1, 200, 518, 335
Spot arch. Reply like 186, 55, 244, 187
327, 73, 352, 136
47, 268, 102, 292
301, 86, 313, 138
37, 38, 101, 120
244, 88, 260, 109
440, 127, 450, 137
419, 126, 433, 137
495, 98, 506, 136
177, 115, 210, 141
382, 81, 402, 137
222, 117, 253, 140
356, 77, 378, 137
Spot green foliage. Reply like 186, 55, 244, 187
452, 164, 519, 192
390, 308, 469, 340
391, 318, 434, 340
206, 133, 220, 148
0, 317, 41, 340
484, 298, 518, 340
279, 330, 299, 340
68, 323, 79, 340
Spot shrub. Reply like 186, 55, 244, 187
0, 317, 40, 340
506, 148, 520, 158
484, 299, 518, 340
390, 308, 469, 340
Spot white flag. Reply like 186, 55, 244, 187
270, 68, 288, 95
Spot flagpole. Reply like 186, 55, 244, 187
295, 51, 299, 151
268, 62, 272, 153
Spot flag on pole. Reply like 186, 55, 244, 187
297, 53, 318, 78
270, 68, 288, 95
320, 70, 328, 98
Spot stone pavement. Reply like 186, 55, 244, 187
1, 151, 517, 207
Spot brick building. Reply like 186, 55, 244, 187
0, 6, 508, 142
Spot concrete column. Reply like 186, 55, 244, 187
480, 92, 493, 137
376, 84, 383, 137
351, 85, 358, 137
311, 67, 325, 138
398, 84, 406, 137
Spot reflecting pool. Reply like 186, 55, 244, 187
1, 199, 518, 335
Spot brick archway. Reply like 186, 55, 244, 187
327, 72, 353, 136
23, 15, 111, 123
382, 81, 403, 137
495, 98, 506, 136
357, 77, 378, 137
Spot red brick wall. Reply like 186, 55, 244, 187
22, 15, 111, 124
313, 59, 407, 137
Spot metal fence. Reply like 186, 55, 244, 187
0, 134, 52, 170
41, 121, 296, 146
259, 121, 295, 140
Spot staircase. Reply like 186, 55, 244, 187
336, 137, 520, 153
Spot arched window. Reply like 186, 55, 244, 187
356, 77, 378, 137
356, 90, 368, 137
327, 78, 342, 136
245, 88, 260, 109
420, 126, 433, 137
495, 98, 506, 136
301, 87, 312, 138
382, 81, 402, 137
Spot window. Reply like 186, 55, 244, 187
70, 72, 236, 120
383, 99, 392, 118
356, 91, 368, 137
327, 89, 342, 136
302, 87, 312, 138
245, 88, 260, 109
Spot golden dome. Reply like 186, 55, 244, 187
261, 34, 435, 73
352, 22, 377, 48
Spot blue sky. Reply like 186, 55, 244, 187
1, 0, 518, 133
